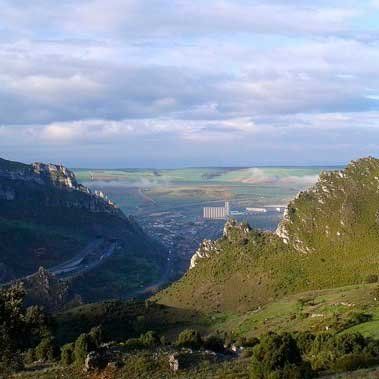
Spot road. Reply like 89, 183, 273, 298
51, 239, 118, 279
1, 236, 172, 301
1, 239, 118, 286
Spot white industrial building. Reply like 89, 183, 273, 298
203, 201, 230, 220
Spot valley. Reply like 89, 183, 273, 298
75, 166, 331, 277
4, 157, 379, 378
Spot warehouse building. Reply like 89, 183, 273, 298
203, 201, 230, 219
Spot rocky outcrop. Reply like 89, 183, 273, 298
0, 157, 123, 218
223, 218, 251, 240
168, 350, 219, 372
83, 346, 123, 372
275, 156, 379, 253
20, 267, 82, 312
189, 219, 252, 269
190, 239, 221, 269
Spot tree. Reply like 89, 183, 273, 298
0, 284, 27, 372
0, 284, 52, 373
74, 333, 96, 365
89, 325, 103, 348
140, 331, 160, 347
61, 343, 74, 366
35, 335, 59, 362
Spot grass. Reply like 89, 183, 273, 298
210, 283, 379, 339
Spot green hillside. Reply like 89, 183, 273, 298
155, 157, 379, 313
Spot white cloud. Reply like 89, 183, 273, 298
0, 0, 378, 166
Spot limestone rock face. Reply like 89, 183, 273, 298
223, 218, 251, 240
189, 219, 252, 269
275, 157, 379, 254
189, 239, 220, 269
0, 157, 123, 217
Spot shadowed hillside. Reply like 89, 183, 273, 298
0, 157, 167, 307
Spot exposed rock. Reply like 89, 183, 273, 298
0, 157, 123, 217
83, 347, 123, 372
189, 219, 252, 269
168, 350, 219, 372
190, 240, 221, 269
84, 351, 106, 372
169, 353, 179, 372
223, 218, 251, 240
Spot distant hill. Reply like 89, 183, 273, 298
155, 157, 379, 313
0, 157, 166, 306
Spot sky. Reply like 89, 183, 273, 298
1, 0, 379, 168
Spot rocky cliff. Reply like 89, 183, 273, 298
190, 219, 251, 269
0, 158, 122, 217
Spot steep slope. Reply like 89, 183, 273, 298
0, 157, 166, 303
155, 157, 379, 313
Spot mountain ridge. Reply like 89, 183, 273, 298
154, 157, 379, 313
0, 157, 167, 306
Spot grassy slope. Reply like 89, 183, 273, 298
17, 282, 379, 379
213, 282, 379, 339
154, 157, 379, 314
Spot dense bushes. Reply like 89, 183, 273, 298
61, 343, 74, 366
74, 332, 97, 365
0, 284, 52, 372
34, 335, 59, 362
248, 331, 379, 378
250, 333, 313, 379
176, 329, 203, 349
203, 334, 225, 352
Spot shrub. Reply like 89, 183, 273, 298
249, 333, 313, 379
203, 334, 225, 352
309, 332, 373, 371
333, 353, 376, 372
34, 336, 58, 362
74, 333, 96, 365
61, 343, 74, 366
245, 337, 260, 348
124, 338, 145, 351
345, 313, 372, 328
89, 325, 103, 347
365, 274, 378, 284
176, 329, 202, 350
24, 348, 36, 365
240, 348, 254, 358
293, 332, 315, 355
330, 333, 367, 356
140, 331, 160, 347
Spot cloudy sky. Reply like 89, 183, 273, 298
1, 0, 379, 167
